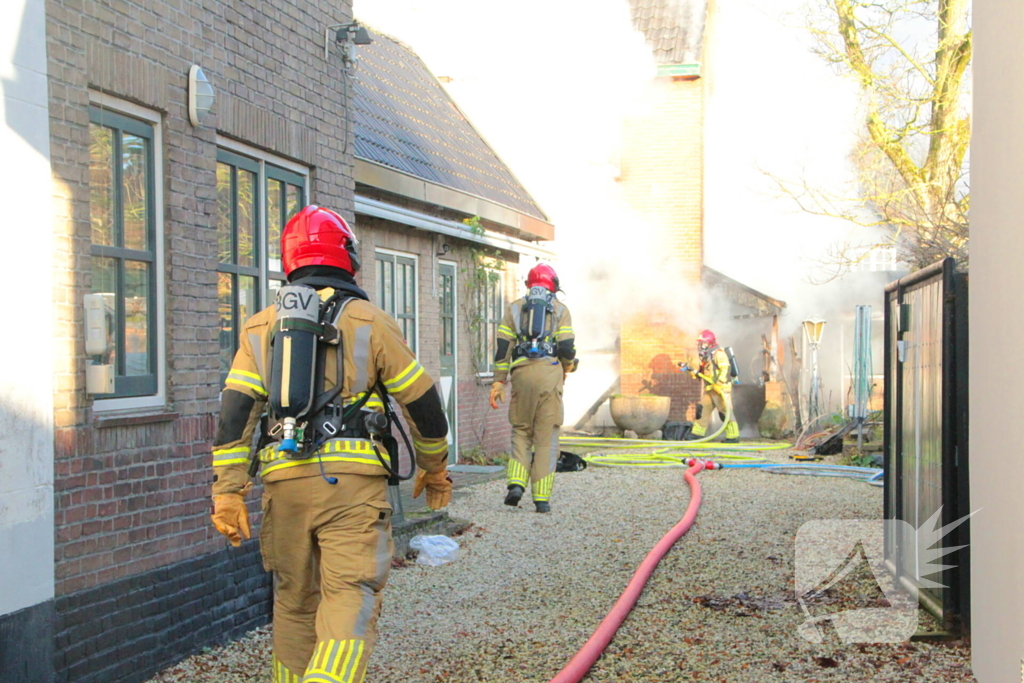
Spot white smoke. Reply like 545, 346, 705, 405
356, 0, 906, 428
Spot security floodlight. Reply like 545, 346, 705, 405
326, 21, 373, 61
353, 27, 372, 45
188, 65, 215, 127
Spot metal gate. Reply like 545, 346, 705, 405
883, 258, 970, 631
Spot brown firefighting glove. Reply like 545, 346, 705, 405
489, 381, 506, 410
563, 358, 579, 381
413, 469, 453, 510
211, 481, 253, 547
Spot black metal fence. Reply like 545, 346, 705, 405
883, 258, 970, 632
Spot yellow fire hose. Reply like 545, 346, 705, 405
564, 398, 791, 468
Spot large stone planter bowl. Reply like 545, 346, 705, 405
609, 395, 672, 435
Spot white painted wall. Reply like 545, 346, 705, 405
972, 2, 1024, 680
0, 0, 55, 616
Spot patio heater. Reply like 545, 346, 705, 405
803, 317, 826, 422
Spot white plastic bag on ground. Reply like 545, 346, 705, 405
409, 534, 460, 566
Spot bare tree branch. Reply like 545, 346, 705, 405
773, 0, 971, 274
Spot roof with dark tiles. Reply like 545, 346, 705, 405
352, 29, 548, 221
629, 0, 708, 64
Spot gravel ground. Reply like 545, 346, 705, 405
146, 452, 975, 683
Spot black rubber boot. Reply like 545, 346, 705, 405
504, 485, 524, 507
684, 432, 702, 441
722, 438, 739, 444
534, 501, 551, 513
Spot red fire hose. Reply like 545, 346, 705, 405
548, 460, 712, 683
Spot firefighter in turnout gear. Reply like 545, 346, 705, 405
489, 263, 576, 513
681, 329, 740, 443
210, 206, 452, 683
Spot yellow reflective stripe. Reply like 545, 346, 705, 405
313, 641, 328, 671
344, 640, 364, 679
506, 458, 529, 487
213, 447, 248, 456
327, 640, 346, 675
273, 654, 301, 683
258, 439, 385, 460
213, 446, 250, 466
384, 360, 420, 388
555, 327, 573, 333
214, 457, 249, 466
414, 440, 447, 455
226, 377, 267, 395
532, 473, 555, 501
497, 325, 515, 337
321, 440, 379, 456
261, 455, 387, 476
231, 368, 263, 382
257, 439, 390, 473
389, 365, 424, 392
344, 394, 385, 410
494, 362, 510, 369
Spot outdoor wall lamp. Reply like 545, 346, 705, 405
188, 65, 215, 127
325, 21, 373, 62
436, 242, 451, 257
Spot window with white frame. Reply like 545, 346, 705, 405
375, 251, 417, 352
216, 146, 307, 378
88, 104, 160, 399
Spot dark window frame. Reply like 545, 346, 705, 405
88, 106, 158, 398
216, 149, 307, 381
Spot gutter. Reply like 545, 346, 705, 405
354, 195, 557, 261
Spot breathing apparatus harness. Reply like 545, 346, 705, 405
255, 276, 415, 486
514, 286, 557, 360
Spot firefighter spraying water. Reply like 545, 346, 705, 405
679, 329, 741, 443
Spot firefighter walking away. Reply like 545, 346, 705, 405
210, 206, 452, 683
489, 263, 577, 513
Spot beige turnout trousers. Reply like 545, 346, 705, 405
260, 474, 393, 683
506, 359, 564, 502
691, 387, 739, 439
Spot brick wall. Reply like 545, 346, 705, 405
54, 544, 269, 683
354, 189, 518, 460
618, 76, 706, 421
47, 0, 356, 678
48, 0, 359, 596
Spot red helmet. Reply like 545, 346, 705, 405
282, 205, 361, 276
526, 263, 559, 292
697, 329, 717, 348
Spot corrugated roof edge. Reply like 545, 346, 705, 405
355, 21, 552, 225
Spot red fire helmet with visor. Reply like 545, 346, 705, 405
281, 205, 361, 277
697, 329, 717, 351
526, 263, 559, 292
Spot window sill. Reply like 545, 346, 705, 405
93, 410, 180, 430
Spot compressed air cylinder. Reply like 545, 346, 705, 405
268, 285, 321, 451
